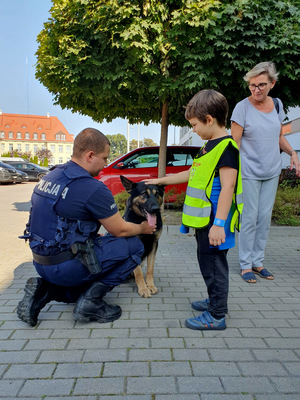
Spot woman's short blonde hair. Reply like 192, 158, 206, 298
243, 61, 279, 83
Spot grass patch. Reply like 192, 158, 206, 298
272, 185, 300, 226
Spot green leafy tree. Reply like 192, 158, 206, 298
31, 155, 39, 165
130, 139, 138, 151
106, 133, 127, 160
0, 152, 11, 157
143, 138, 158, 147
0, 151, 31, 159
22, 153, 31, 161
36, 0, 299, 177
36, 149, 53, 165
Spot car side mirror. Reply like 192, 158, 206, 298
116, 162, 125, 169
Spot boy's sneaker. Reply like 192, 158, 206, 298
191, 298, 210, 311
185, 310, 226, 331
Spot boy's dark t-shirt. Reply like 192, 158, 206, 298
196, 136, 239, 174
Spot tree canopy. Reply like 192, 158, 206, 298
36, 0, 300, 175
106, 133, 127, 160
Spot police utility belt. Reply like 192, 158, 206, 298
32, 238, 102, 275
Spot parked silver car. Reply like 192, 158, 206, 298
15, 170, 30, 183
0, 161, 18, 183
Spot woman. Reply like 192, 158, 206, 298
231, 61, 300, 283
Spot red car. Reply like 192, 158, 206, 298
96, 146, 200, 202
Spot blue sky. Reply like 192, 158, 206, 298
0, 0, 166, 144
0, 0, 298, 144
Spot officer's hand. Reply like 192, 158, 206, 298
140, 221, 156, 235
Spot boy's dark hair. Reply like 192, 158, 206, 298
185, 89, 228, 127
72, 128, 110, 158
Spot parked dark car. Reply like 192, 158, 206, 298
15, 170, 30, 183
96, 146, 200, 202
3, 161, 49, 181
0, 161, 18, 184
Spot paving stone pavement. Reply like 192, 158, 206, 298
1, 183, 300, 399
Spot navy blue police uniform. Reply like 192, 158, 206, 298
21, 161, 144, 301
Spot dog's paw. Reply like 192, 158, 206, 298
147, 285, 158, 295
138, 287, 152, 298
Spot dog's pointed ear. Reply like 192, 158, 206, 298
157, 184, 166, 195
120, 175, 136, 193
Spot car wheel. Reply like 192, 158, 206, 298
37, 173, 46, 181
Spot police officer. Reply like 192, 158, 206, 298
17, 128, 156, 327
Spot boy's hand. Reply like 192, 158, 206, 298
208, 225, 226, 247
142, 178, 161, 185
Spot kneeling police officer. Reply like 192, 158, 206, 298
17, 128, 156, 327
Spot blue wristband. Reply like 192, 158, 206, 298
213, 218, 225, 227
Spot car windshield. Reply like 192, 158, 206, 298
118, 150, 159, 169
0, 161, 15, 170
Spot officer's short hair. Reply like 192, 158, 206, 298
185, 89, 228, 127
73, 128, 110, 157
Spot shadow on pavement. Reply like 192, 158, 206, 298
13, 200, 31, 212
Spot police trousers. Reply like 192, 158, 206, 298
34, 235, 144, 296
195, 227, 229, 319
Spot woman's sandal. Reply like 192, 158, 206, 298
240, 271, 257, 283
252, 268, 274, 280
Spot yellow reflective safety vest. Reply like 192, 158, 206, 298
182, 138, 243, 231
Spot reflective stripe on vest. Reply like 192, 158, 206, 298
185, 186, 208, 201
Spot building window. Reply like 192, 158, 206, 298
0, 131, 4, 138
25, 132, 30, 139
17, 144, 22, 151
56, 134, 60, 140
66, 145, 71, 154
9, 131, 13, 138
17, 132, 22, 139
25, 144, 30, 152
1, 143, 5, 152
41, 133, 46, 140
61, 134, 66, 140
50, 145, 55, 153
9, 144, 13, 151
33, 133, 38, 140
41, 144, 46, 150
59, 157, 63, 164
58, 145, 63, 153
34, 145, 38, 152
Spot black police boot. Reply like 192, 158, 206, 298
17, 277, 53, 327
72, 282, 122, 323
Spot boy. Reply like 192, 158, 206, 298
145, 89, 243, 330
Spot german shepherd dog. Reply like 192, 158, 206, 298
120, 176, 164, 298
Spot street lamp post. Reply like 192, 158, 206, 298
127, 121, 130, 153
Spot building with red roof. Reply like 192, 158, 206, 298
0, 111, 74, 165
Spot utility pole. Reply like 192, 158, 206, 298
127, 121, 130, 153
26, 57, 29, 115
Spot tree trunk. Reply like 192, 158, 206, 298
158, 100, 169, 178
